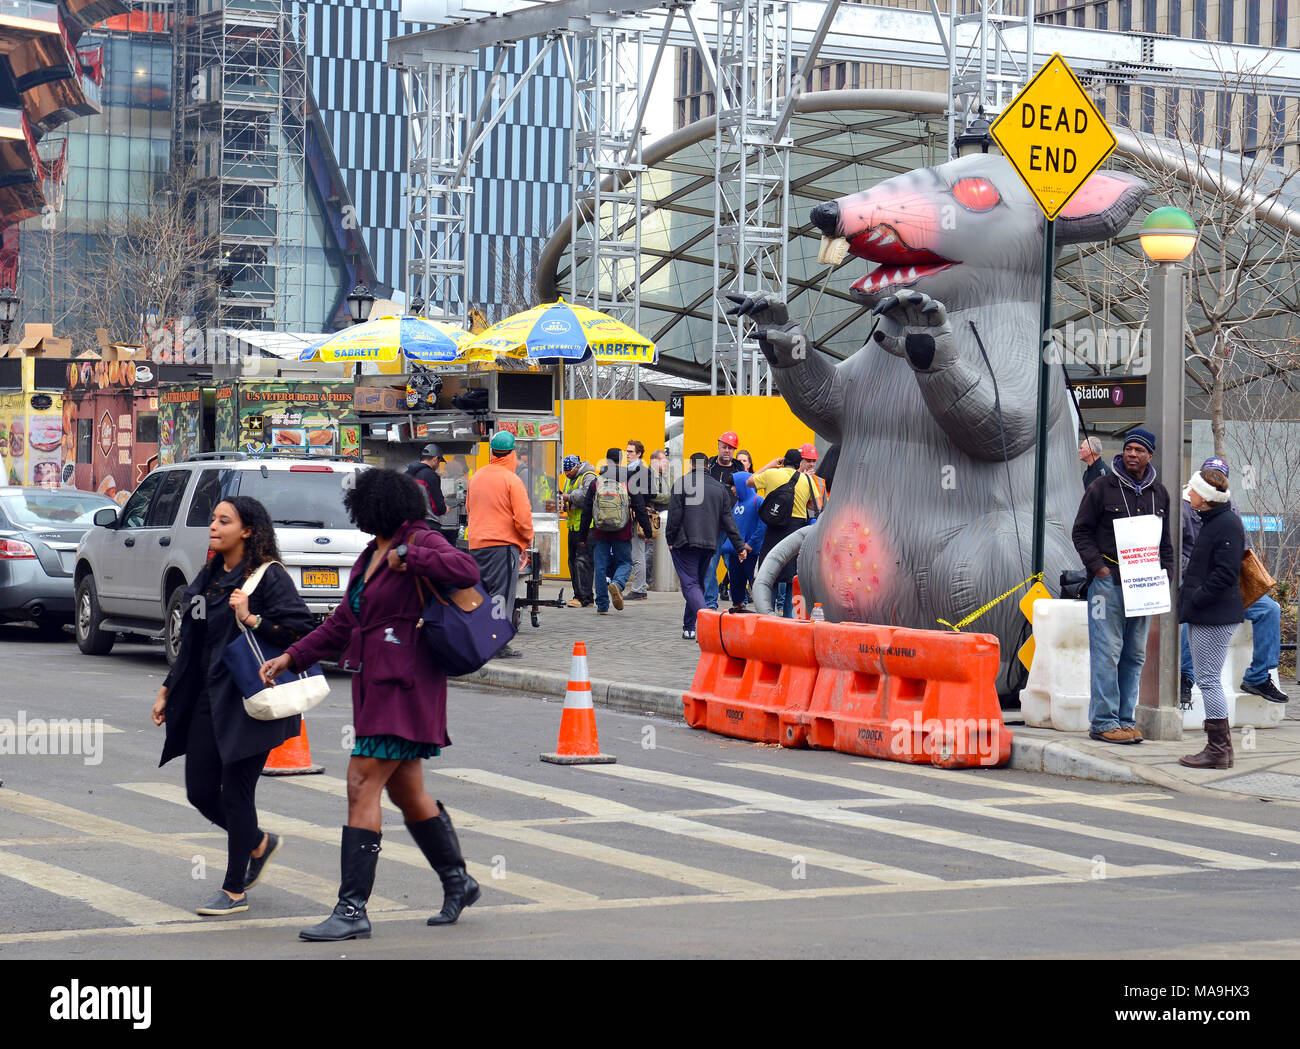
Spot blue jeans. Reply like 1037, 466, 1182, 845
592, 538, 632, 611
1087, 574, 1149, 733
703, 537, 725, 609
774, 581, 794, 618
1180, 594, 1281, 684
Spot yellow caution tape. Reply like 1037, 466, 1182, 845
937, 572, 1044, 632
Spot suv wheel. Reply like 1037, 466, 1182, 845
164, 584, 187, 667
75, 576, 115, 655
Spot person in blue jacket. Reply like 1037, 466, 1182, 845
722, 470, 766, 611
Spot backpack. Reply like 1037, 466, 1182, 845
593, 475, 631, 531
759, 472, 815, 529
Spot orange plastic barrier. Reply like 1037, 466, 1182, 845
682, 610, 819, 744
781, 622, 1012, 768
262, 718, 324, 776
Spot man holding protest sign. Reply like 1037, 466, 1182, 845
1071, 429, 1174, 744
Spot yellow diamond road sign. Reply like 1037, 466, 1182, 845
989, 54, 1116, 221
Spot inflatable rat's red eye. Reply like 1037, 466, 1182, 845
952, 178, 1000, 212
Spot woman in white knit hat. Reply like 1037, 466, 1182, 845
1178, 465, 1245, 769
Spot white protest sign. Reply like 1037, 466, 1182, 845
1112, 514, 1170, 616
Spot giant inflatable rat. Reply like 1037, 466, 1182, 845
733, 153, 1147, 693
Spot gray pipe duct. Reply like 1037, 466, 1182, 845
751, 529, 808, 615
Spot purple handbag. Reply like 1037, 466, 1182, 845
413, 576, 516, 675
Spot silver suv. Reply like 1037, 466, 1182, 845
74, 454, 370, 662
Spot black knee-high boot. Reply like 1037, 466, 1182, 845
407, 801, 480, 926
299, 826, 381, 941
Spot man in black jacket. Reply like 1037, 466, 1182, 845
405, 445, 448, 521
1079, 436, 1111, 489
1071, 428, 1174, 745
668, 453, 749, 640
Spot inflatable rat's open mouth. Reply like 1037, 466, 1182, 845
839, 224, 955, 297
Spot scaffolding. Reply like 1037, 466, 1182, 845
173, 0, 309, 331
945, 0, 1036, 153
566, 26, 646, 398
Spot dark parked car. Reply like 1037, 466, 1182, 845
0, 486, 121, 637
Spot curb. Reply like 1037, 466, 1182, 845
464, 665, 686, 720
1007, 736, 1146, 785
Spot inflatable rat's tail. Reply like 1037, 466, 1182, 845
752, 529, 808, 615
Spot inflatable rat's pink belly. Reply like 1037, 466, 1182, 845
815, 505, 897, 619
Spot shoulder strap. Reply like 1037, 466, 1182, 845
243, 560, 284, 597
803, 474, 820, 516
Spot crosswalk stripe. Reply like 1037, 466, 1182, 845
429, 767, 942, 887
0, 787, 405, 913
117, 782, 598, 907
0, 847, 194, 925
283, 773, 773, 896
859, 762, 1300, 847
579, 765, 1182, 879
723, 762, 1287, 870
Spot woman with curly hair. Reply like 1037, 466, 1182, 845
259, 468, 483, 941
151, 495, 314, 916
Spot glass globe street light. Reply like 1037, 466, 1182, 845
1140, 206, 1198, 263
1138, 205, 1198, 743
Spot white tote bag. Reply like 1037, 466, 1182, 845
223, 562, 331, 721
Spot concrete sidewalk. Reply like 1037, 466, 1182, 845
470, 583, 1300, 803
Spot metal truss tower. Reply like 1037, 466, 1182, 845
709, 0, 794, 396
945, 0, 1036, 152
174, 0, 309, 331
566, 26, 646, 398
402, 59, 473, 327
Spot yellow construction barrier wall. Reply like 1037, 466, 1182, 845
682, 395, 815, 471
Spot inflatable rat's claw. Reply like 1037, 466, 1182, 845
725, 292, 762, 317
872, 295, 900, 317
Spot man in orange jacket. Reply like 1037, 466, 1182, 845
466, 430, 534, 658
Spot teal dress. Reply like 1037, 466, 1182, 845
348, 574, 441, 761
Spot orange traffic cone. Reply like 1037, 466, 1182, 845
262, 717, 325, 776
540, 641, 616, 765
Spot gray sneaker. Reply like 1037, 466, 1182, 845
1241, 678, 1290, 703
196, 890, 249, 916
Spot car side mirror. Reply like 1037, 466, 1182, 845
94, 507, 120, 528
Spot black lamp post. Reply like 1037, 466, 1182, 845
954, 107, 995, 158
0, 287, 19, 344
347, 283, 375, 326
408, 295, 425, 317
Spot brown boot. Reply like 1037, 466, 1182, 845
1178, 718, 1234, 769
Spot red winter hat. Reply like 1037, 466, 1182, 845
718, 431, 739, 449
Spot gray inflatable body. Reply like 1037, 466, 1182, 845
742, 153, 1147, 692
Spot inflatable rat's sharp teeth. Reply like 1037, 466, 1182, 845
865, 229, 883, 243
818, 236, 850, 266
907, 267, 918, 281
877, 232, 897, 247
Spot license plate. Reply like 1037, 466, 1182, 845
301, 568, 339, 588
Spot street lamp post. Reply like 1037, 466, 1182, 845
347, 283, 375, 326
1136, 206, 1197, 743
0, 287, 19, 344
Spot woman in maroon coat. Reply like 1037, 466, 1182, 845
259, 469, 481, 942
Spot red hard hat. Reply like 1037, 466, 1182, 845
800, 442, 818, 461
718, 431, 739, 449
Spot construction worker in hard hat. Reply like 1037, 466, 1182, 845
702, 430, 742, 610
465, 430, 534, 657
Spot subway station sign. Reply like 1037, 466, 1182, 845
990, 54, 1116, 220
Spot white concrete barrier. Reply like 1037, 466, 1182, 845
1021, 600, 1091, 733
1022, 602, 1285, 732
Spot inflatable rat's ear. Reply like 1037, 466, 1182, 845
1054, 171, 1148, 244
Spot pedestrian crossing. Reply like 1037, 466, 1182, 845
1, 758, 1299, 946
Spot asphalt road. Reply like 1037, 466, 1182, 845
3, 622, 1300, 961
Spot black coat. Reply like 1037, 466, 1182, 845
405, 461, 447, 517
1082, 458, 1110, 489
666, 469, 745, 552
160, 558, 315, 767
1178, 503, 1245, 626
1071, 461, 1173, 586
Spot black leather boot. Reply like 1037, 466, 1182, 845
299, 826, 381, 941
407, 801, 481, 926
